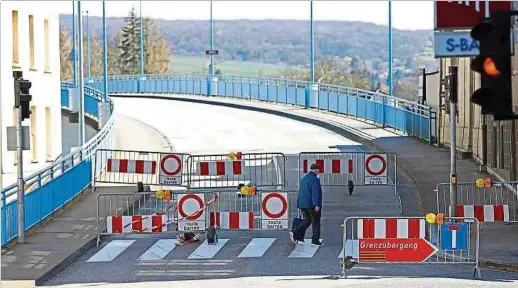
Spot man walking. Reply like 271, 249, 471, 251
290, 163, 323, 246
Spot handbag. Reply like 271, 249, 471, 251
291, 209, 305, 241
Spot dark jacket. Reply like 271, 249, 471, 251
297, 171, 322, 209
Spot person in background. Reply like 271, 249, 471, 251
290, 163, 323, 246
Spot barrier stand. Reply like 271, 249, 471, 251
340, 214, 481, 279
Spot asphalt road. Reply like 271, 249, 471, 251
41, 98, 518, 287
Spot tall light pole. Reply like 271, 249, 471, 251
140, 1, 144, 75
310, 0, 315, 83
103, 1, 108, 103
210, 1, 215, 77
388, 1, 393, 96
86, 10, 91, 79
72, 1, 76, 86
77, 1, 85, 146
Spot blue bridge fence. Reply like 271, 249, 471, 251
1, 73, 436, 247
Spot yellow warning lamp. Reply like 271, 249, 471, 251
155, 189, 165, 200
475, 178, 485, 188
425, 213, 436, 224
484, 177, 492, 188
228, 152, 237, 160
240, 185, 250, 195
436, 213, 445, 225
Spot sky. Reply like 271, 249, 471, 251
50, 1, 434, 31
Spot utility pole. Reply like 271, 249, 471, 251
13, 71, 32, 244
86, 10, 91, 79
449, 66, 458, 216
77, 1, 85, 145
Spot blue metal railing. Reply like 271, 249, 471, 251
1, 83, 116, 246
86, 74, 437, 143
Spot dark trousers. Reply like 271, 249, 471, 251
292, 208, 321, 243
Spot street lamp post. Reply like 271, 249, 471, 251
388, 1, 393, 96
77, 1, 85, 146
72, 1, 76, 86
140, 1, 144, 76
86, 10, 91, 79
103, 1, 108, 103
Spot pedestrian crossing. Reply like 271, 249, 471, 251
85, 237, 348, 263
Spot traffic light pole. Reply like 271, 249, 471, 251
449, 66, 458, 217
13, 74, 26, 244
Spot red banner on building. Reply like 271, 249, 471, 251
435, 0, 513, 30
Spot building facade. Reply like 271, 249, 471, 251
0, 1, 63, 189
433, 45, 518, 182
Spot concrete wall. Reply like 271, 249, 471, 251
0, 1, 62, 189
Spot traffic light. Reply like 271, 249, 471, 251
470, 12, 514, 120
13, 76, 32, 120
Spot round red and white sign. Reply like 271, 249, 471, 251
365, 154, 387, 176
261, 192, 288, 220
178, 194, 205, 221
160, 154, 182, 176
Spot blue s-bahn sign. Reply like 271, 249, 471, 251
434, 31, 480, 58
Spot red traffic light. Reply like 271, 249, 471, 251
483, 57, 500, 76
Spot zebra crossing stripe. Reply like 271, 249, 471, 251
238, 238, 276, 258
288, 239, 323, 258
138, 239, 178, 261
86, 240, 135, 262
187, 239, 229, 259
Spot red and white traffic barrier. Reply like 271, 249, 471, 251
455, 204, 510, 222
302, 158, 353, 174
198, 161, 243, 176
107, 159, 157, 174
107, 215, 167, 233
357, 218, 425, 239
209, 211, 254, 229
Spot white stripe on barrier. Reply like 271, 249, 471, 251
122, 216, 133, 233
127, 160, 136, 173
374, 219, 386, 238
397, 218, 408, 238
484, 205, 494, 222
144, 161, 154, 174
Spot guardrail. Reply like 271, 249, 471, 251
1, 82, 116, 246
85, 74, 437, 144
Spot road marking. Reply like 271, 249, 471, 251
86, 240, 135, 262
237, 238, 276, 258
187, 239, 229, 259
138, 239, 178, 261
288, 239, 323, 258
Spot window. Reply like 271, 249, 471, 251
29, 15, 35, 69
12, 10, 19, 66
45, 107, 52, 161
44, 19, 50, 72
30, 106, 38, 163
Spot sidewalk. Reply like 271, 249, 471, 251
118, 93, 518, 271
1, 114, 172, 287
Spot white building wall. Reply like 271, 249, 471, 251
0, 1, 62, 189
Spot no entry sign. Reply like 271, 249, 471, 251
364, 154, 387, 185
159, 154, 183, 185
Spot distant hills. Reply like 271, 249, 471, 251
59, 15, 437, 75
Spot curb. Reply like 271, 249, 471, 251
479, 259, 518, 273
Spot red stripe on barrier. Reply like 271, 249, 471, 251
408, 219, 420, 238
348, 159, 353, 173
107, 159, 113, 172
332, 159, 341, 173
135, 161, 144, 174
249, 212, 254, 229
119, 159, 128, 173
385, 219, 397, 238
494, 205, 505, 222
233, 161, 242, 175
152, 215, 162, 232
456, 205, 464, 217
200, 162, 209, 175
229, 212, 240, 230
216, 162, 226, 175
316, 159, 325, 173
363, 219, 375, 238
112, 216, 122, 233
151, 161, 157, 174
210, 212, 220, 227
303, 160, 308, 173
132, 215, 143, 232
474, 205, 484, 222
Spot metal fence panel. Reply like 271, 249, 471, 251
341, 216, 481, 279
436, 181, 518, 222
186, 152, 286, 189
298, 152, 397, 187
93, 149, 191, 187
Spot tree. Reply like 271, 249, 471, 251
143, 18, 171, 74
59, 26, 73, 80
118, 7, 141, 75
394, 78, 418, 101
